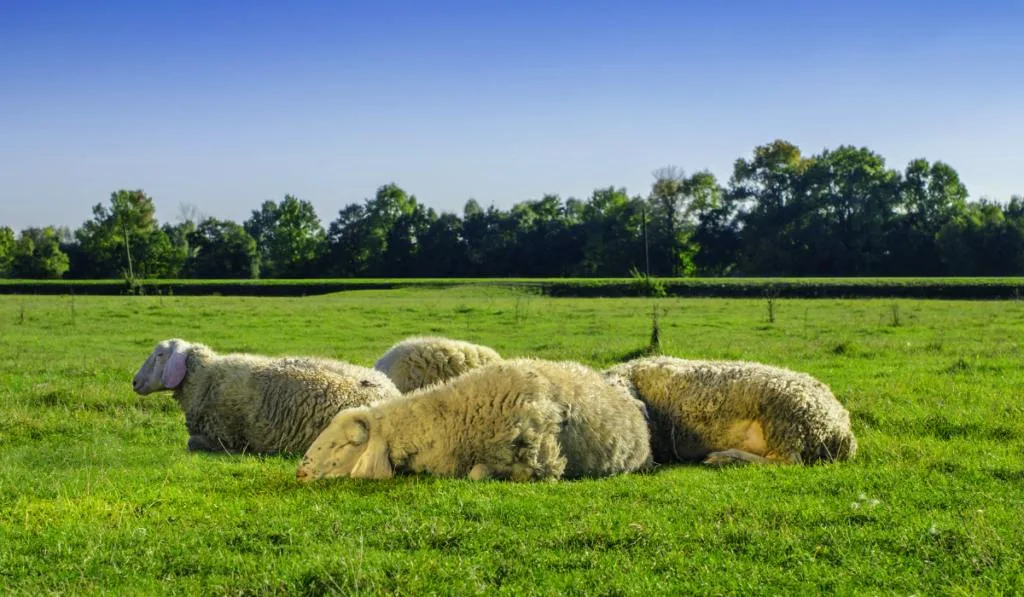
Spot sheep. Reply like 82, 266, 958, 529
296, 358, 653, 483
373, 335, 502, 393
603, 356, 857, 467
131, 338, 401, 455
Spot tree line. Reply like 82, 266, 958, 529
2, 139, 1022, 280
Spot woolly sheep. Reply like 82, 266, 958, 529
296, 358, 653, 482
373, 335, 502, 392
132, 338, 401, 455
603, 356, 857, 466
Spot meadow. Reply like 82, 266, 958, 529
1, 286, 1022, 595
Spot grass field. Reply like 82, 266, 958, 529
1, 286, 1022, 594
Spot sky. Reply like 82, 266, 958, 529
1, 0, 1022, 231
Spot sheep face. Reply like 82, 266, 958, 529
132, 339, 191, 395
296, 410, 393, 482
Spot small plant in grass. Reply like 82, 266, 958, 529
514, 295, 530, 325
629, 266, 666, 298
889, 302, 901, 327
648, 303, 662, 355
764, 285, 779, 324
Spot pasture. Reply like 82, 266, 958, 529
1, 286, 1022, 594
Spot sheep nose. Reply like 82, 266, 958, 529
296, 468, 310, 481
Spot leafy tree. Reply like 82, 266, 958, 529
0, 226, 14, 276
74, 189, 179, 278
10, 227, 70, 278
184, 218, 259, 278
889, 159, 969, 275
325, 204, 373, 276
244, 195, 326, 278
579, 187, 645, 276
936, 199, 1024, 275
798, 146, 901, 275
417, 212, 470, 275
728, 140, 813, 275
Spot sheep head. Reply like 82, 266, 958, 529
296, 409, 393, 482
132, 338, 192, 395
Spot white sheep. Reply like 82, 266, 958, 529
603, 356, 857, 466
373, 335, 502, 392
132, 338, 401, 455
296, 358, 653, 482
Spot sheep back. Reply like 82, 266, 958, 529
176, 347, 400, 455
373, 336, 502, 392
314, 358, 652, 481
605, 356, 857, 464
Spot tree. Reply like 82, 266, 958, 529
579, 187, 645, 276
325, 203, 373, 276
797, 145, 901, 275
647, 166, 688, 275
184, 218, 259, 278
244, 195, 326, 278
727, 139, 813, 275
889, 159, 969, 274
10, 227, 70, 278
74, 189, 179, 278
417, 212, 470, 275
0, 226, 14, 276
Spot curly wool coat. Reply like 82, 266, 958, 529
132, 339, 401, 455
297, 358, 653, 482
373, 336, 502, 392
604, 356, 857, 465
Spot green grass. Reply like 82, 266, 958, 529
2, 286, 1023, 594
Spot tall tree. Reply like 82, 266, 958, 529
889, 159, 969, 274
728, 140, 812, 275
184, 218, 259, 278
74, 189, 178, 278
798, 145, 901, 275
0, 226, 14, 276
10, 227, 70, 279
579, 187, 645, 276
417, 212, 470, 275
244, 194, 326, 278
325, 203, 373, 276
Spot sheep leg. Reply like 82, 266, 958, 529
469, 464, 491, 480
187, 434, 240, 454
702, 448, 773, 467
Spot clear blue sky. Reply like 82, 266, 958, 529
2, 0, 1022, 231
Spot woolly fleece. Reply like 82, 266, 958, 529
297, 358, 653, 482
132, 339, 401, 455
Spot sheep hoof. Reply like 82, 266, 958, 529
469, 464, 491, 481
187, 435, 217, 452
703, 449, 771, 467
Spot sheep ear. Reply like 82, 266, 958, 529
161, 351, 188, 389
351, 437, 393, 479
344, 417, 369, 445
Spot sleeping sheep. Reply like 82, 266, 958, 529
132, 338, 401, 455
604, 356, 857, 466
373, 335, 502, 392
296, 358, 653, 482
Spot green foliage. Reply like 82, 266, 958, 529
13, 142, 1024, 280
185, 218, 259, 279
73, 189, 181, 279
244, 195, 326, 278
629, 267, 667, 297
9, 227, 70, 279
1, 291, 1023, 593
0, 225, 14, 276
